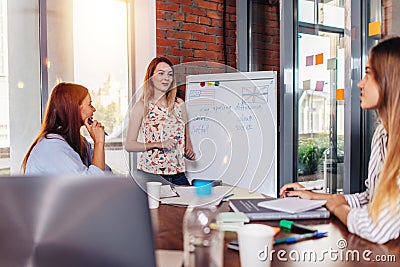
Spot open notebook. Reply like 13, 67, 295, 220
257, 198, 327, 214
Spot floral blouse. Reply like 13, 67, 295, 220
138, 99, 185, 175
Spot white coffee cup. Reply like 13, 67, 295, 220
237, 224, 275, 267
146, 182, 162, 209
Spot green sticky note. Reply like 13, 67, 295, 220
327, 58, 337, 70
219, 212, 250, 223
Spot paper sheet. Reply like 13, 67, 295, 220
156, 250, 184, 267
160, 185, 179, 198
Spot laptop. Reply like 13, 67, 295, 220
0, 175, 156, 267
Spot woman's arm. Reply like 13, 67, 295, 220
84, 118, 105, 171
346, 201, 400, 244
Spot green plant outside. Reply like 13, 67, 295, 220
298, 134, 344, 176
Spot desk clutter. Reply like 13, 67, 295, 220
160, 184, 265, 206
154, 182, 331, 267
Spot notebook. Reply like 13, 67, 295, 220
229, 198, 330, 221
257, 198, 327, 214
0, 175, 156, 267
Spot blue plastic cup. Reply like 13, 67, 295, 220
193, 180, 213, 196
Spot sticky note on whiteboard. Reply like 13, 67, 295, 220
368, 21, 381, 36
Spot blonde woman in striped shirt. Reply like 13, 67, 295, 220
280, 36, 400, 244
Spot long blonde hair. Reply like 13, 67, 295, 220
141, 57, 177, 114
369, 36, 400, 220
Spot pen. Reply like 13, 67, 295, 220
280, 220, 317, 233
274, 232, 328, 245
222, 193, 234, 200
88, 118, 108, 136
170, 186, 180, 197
286, 186, 323, 191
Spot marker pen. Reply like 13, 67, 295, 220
280, 220, 317, 234
274, 232, 328, 245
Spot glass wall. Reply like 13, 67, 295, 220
296, 0, 345, 193
45, 0, 130, 174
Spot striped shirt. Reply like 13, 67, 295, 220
344, 123, 400, 243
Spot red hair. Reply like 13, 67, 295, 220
21, 82, 89, 172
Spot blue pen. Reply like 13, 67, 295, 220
274, 232, 328, 245
222, 193, 234, 200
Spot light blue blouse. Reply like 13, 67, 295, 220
25, 134, 105, 175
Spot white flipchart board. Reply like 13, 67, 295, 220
185, 71, 277, 196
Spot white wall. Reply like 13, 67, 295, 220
8, 0, 41, 173
133, 0, 156, 95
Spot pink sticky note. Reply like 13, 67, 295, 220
315, 81, 324, 91
306, 55, 313, 66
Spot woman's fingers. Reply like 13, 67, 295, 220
162, 139, 177, 150
185, 148, 196, 159
279, 182, 304, 197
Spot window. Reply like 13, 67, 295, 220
3, 0, 142, 175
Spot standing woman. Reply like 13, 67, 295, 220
22, 82, 107, 175
125, 57, 195, 185
280, 37, 400, 244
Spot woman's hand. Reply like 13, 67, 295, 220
84, 118, 105, 144
284, 190, 319, 200
279, 182, 328, 200
160, 139, 177, 151
185, 147, 196, 160
279, 182, 304, 197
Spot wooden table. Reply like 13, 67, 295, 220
151, 202, 400, 267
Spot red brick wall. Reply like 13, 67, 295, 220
155, 0, 281, 97
383, 0, 400, 35
156, 0, 237, 69
250, 0, 280, 72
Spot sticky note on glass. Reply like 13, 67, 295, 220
303, 80, 311, 90
327, 58, 337, 70
368, 21, 381, 36
336, 88, 344, 100
306, 55, 314, 66
315, 53, 324, 65
315, 81, 325, 91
